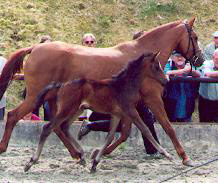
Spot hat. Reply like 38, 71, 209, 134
172, 51, 182, 56
212, 31, 218, 38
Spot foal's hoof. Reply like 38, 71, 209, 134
24, 164, 32, 172
165, 153, 173, 161
90, 167, 97, 174
90, 149, 100, 159
183, 159, 196, 167
77, 158, 86, 167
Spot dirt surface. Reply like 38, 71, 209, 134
0, 143, 218, 183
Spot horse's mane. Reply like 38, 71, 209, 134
115, 20, 181, 50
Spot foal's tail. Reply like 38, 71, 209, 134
0, 46, 34, 100
34, 82, 62, 112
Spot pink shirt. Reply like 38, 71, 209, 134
31, 114, 41, 121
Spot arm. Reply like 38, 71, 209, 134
13, 73, 24, 80
165, 63, 191, 76
204, 71, 218, 78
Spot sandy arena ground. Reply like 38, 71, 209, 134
0, 142, 218, 183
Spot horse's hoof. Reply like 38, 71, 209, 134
90, 149, 100, 159
0, 144, 6, 154
183, 159, 196, 167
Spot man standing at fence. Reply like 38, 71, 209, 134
198, 49, 218, 122
163, 51, 200, 122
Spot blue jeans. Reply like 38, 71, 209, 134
43, 101, 51, 121
0, 107, 5, 121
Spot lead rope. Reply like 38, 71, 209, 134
159, 156, 218, 183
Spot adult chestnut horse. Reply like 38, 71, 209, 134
0, 18, 204, 166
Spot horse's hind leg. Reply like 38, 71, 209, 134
90, 115, 120, 173
0, 97, 35, 154
103, 117, 132, 155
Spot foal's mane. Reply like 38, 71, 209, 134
110, 53, 153, 92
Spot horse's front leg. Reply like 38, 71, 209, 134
127, 108, 173, 160
143, 94, 194, 166
90, 115, 120, 173
103, 117, 132, 155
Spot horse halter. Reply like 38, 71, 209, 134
183, 22, 199, 67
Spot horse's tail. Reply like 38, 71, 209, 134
0, 46, 34, 100
34, 82, 62, 112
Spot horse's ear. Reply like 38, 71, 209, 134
188, 17, 195, 27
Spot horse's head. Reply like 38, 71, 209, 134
175, 17, 204, 67
142, 52, 168, 86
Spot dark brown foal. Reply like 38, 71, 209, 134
24, 52, 172, 173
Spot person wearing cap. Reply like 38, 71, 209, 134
77, 31, 162, 157
204, 31, 218, 60
0, 54, 7, 121
163, 51, 200, 122
198, 49, 218, 122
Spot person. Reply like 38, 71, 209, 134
82, 33, 96, 47
163, 51, 200, 122
32, 35, 52, 121
0, 54, 6, 120
204, 31, 218, 60
77, 33, 98, 121
198, 49, 218, 122
39, 35, 52, 121
19, 35, 52, 121
77, 31, 161, 156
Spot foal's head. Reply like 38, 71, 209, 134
141, 52, 168, 86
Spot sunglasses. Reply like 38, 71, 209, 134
84, 40, 95, 44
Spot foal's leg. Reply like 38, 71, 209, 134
127, 108, 173, 160
144, 95, 194, 166
24, 106, 85, 172
90, 116, 120, 173
59, 120, 86, 166
0, 97, 35, 153
103, 117, 132, 155
48, 99, 81, 159
24, 117, 63, 172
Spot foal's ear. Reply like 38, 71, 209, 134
152, 51, 160, 62
188, 17, 195, 27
